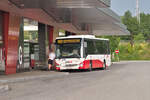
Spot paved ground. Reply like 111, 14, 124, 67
0, 61, 150, 100
0, 70, 68, 84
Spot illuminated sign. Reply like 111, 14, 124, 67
57, 39, 80, 44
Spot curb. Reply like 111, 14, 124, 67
112, 61, 150, 64
0, 72, 69, 84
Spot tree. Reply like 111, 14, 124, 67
134, 33, 145, 42
122, 11, 140, 46
139, 13, 150, 41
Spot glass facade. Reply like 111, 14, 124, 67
24, 18, 38, 42
23, 18, 39, 68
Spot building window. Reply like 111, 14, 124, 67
24, 18, 38, 42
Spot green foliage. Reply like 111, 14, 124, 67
122, 11, 139, 34
134, 33, 145, 42
110, 11, 150, 61
139, 13, 150, 40
122, 11, 140, 46
119, 42, 150, 60
122, 11, 150, 42
98, 11, 150, 61
109, 36, 120, 53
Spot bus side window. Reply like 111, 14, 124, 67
87, 40, 96, 55
105, 41, 110, 54
96, 40, 104, 54
84, 42, 88, 57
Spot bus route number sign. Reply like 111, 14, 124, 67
115, 50, 119, 54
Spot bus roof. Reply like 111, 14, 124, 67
56, 35, 109, 41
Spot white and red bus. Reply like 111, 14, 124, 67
55, 35, 111, 71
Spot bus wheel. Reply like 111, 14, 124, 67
102, 60, 107, 70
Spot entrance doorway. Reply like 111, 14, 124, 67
17, 17, 53, 72
17, 18, 50, 71
17, 18, 40, 71
23, 18, 39, 69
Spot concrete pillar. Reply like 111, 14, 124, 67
38, 23, 46, 63
17, 17, 24, 71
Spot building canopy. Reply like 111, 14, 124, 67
7, 0, 129, 35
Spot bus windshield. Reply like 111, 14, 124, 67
56, 43, 81, 59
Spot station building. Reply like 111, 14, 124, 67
0, 0, 129, 75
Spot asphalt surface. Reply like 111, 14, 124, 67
0, 61, 150, 100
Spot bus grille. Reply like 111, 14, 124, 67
65, 64, 78, 67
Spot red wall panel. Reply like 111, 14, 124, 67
4, 13, 20, 75
3, 12, 9, 73
48, 26, 54, 44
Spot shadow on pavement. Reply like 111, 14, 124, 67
61, 68, 104, 73
0, 71, 5, 75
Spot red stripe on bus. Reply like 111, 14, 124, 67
81, 60, 104, 69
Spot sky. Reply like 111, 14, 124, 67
111, 0, 150, 16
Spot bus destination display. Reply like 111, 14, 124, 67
57, 39, 80, 44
